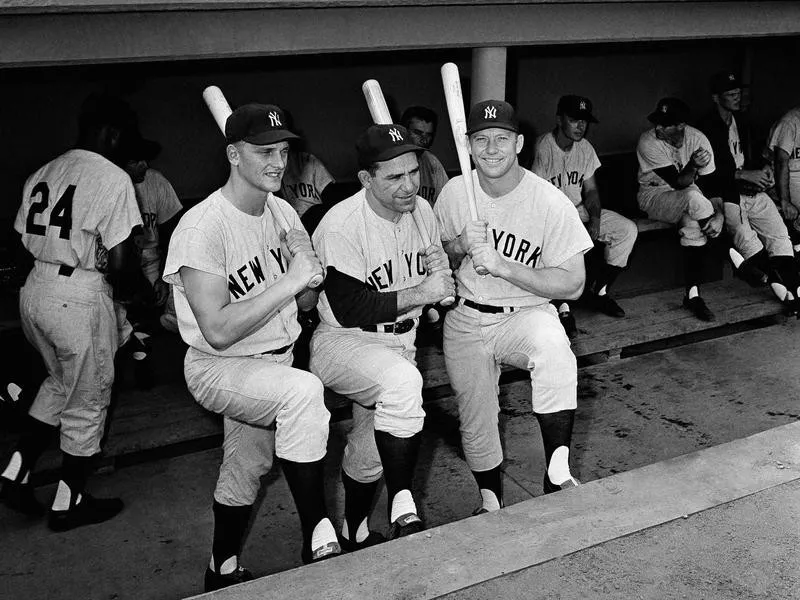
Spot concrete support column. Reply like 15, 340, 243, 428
471, 47, 507, 105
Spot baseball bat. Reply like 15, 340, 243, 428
440, 63, 489, 276
361, 79, 455, 306
202, 86, 323, 289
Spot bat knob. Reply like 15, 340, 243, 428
475, 265, 489, 277
441, 295, 456, 307
308, 273, 324, 289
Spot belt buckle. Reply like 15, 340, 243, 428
393, 319, 414, 335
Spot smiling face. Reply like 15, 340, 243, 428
468, 127, 524, 182
232, 140, 290, 193
360, 151, 420, 220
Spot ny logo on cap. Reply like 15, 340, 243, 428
661, 104, 669, 113
268, 111, 282, 127
728, 74, 736, 81
484, 106, 497, 120
388, 127, 404, 143
579, 100, 587, 110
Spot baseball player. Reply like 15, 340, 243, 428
434, 100, 593, 515
309, 124, 454, 548
400, 106, 449, 206
636, 97, 725, 322
767, 106, 800, 245
0, 93, 143, 530
532, 95, 638, 337
163, 103, 340, 592
697, 72, 800, 313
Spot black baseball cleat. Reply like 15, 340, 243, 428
683, 296, 715, 322
558, 311, 578, 338
0, 477, 45, 516
301, 540, 342, 564
542, 474, 581, 495
733, 261, 768, 288
48, 493, 124, 532
340, 530, 386, 553
387, 512, 424, 540
785, 297, 800, 318
590, 293, 626, 318
471, 507, 490, 516
204, 565, 254, 592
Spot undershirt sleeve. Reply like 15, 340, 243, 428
324, 267, 399, 327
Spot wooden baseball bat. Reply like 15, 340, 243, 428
361, 79, 455, 306
202, 85, 323, 288
440, 63, 489, 276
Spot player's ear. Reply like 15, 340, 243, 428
226, 143, 240, 166
357, 170, 372, 189
515, 133, 525, 155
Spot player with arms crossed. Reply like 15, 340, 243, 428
532, 95, 637, 336
435, 100, 593, 514
310, 124, 454, 548
163, 103, 340, 592
0, 93, 142, 530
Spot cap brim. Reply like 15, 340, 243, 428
373, 143, 422, 163
561, 111, 599, 124
647, 111, 684, 126
465, 123, 520, 136
241, 130, 300, 145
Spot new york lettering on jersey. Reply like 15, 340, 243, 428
491, 228, 542, 268
364, 249, 427, 291
227, 247, 287, 299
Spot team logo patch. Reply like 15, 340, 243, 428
268, 111, 282, 127
484, 106, 497, 120
388, 127, 404, 143
579, 100, 587, 110
728, 74, 736, 81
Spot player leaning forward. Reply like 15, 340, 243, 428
310, 124, 455, 547
434, 101, 593, 514
163, 103, 340, 592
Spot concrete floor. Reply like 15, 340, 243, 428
1, 320, 799, 600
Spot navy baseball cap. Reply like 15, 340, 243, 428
710, 71, 747, 95
647, 97, 691, 126
356, 124, 421, 168
225, 103, 300, 145
557, 95, 599, 124
466, 100, 519, 136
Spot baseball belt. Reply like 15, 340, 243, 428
461, 298, 518, 314
361, 318, 417, 335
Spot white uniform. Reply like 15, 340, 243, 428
434, 169, 592, 472
309, 189, 437, 483
636, 126, 716, 247
163, 190, 329, 505
533, 131, 637, 267
279, 151, 335, 218
133, 168, 182, 284
15, 149, 142, 457
768, 108, 800, 227
417, 151, 449, 207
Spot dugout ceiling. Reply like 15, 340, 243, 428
1, 0, 800, 68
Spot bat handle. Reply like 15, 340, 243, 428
441, 295, 456, 307
308, 272, 324, 289
474, 265, 489, 277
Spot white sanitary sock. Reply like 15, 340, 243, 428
547, 446, 573, 485
390, 489, 417, 523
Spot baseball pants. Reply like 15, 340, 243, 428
585, 208, 638, 267
724, 193, 793, 259
309, 323, 425, 484
638, 185, 715, 247
184, 347, 330, 506
443, 302, 577, 473
20, 261, 117, 457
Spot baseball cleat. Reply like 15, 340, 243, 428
0, 477, 45, 516
558, 311, 578, 338
471, 507, 490, 516
301, 540, 342, 564
542, 474, 581, 494
591, 293, 626, 318
683, 296, 715, 322
387, 512, 424, 540
204, 565, 254, 592
48, 493, 124, 532
340, 530, 386, 552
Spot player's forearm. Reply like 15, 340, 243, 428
582, 188, 602, 221
396, 285, 431, 313
494, 260, 585, 300
675, 164, 700, 189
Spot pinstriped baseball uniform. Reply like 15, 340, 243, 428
279, 151, 335, 218
310, 189, 439, 482
15, 149, 142, 457
769, 108, 800, 214
417, 151, 449, 207
163, 190, 329, 505
434, 169, 592, 472
533, 132, 637, 267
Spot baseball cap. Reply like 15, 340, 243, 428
466, 100, 519, 135
556, 95, 599, 123
647, 97, 690, 126
356, 124, 421, 168
225, 103, 300, 145
710, 71, 746, 95
78, 92, 137, 130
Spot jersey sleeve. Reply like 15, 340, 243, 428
531, 136, 552, 179
636, 134, 672, 174
313, 228, 366, 282
694, 130, 716, 177
769, 117, 798, 155
585, 144, 602, 180
311, 155, 335, 192
541, 199, 593, 269
428, 153, 450, 202
163, 225, 225, 286
94, 176, 143, 250
433, 177, 469, 243
151, 171, 183, 225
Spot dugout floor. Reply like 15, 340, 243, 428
1, 316, 799, 600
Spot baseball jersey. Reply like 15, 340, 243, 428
417, 151, 449, 206
768, 108, 800, 173
637, 126, 715, 190
279, 151, 335, 217
14, 149, 142, 273
434, 169, 592, 307
163, 190, 302, 356
134, 168, 182, 251
532, 131, 601, 223
313, 189, 440, 328
728, 118, 745, 170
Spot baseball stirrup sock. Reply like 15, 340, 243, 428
472, 466, 503, 510
547, 446, 573, 485
311, 518, 337, 551
1, 451, 27, 483
374, 431, 422, 520
211, 501, 252, 575
11, 416, 58, 478
52, 480, 81, 511
342, 472, 379, 543
279, 458, 328, 545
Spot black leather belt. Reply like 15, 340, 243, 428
258, 343, 293, 355
58, 265, 74, 277
462, 298, 518, 314
361, 318, 416, 335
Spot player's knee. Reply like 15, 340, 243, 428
382, 361, 423, 397
686, 190, 713, 219
291, 370, 326, 403
620, 217, 638, 244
